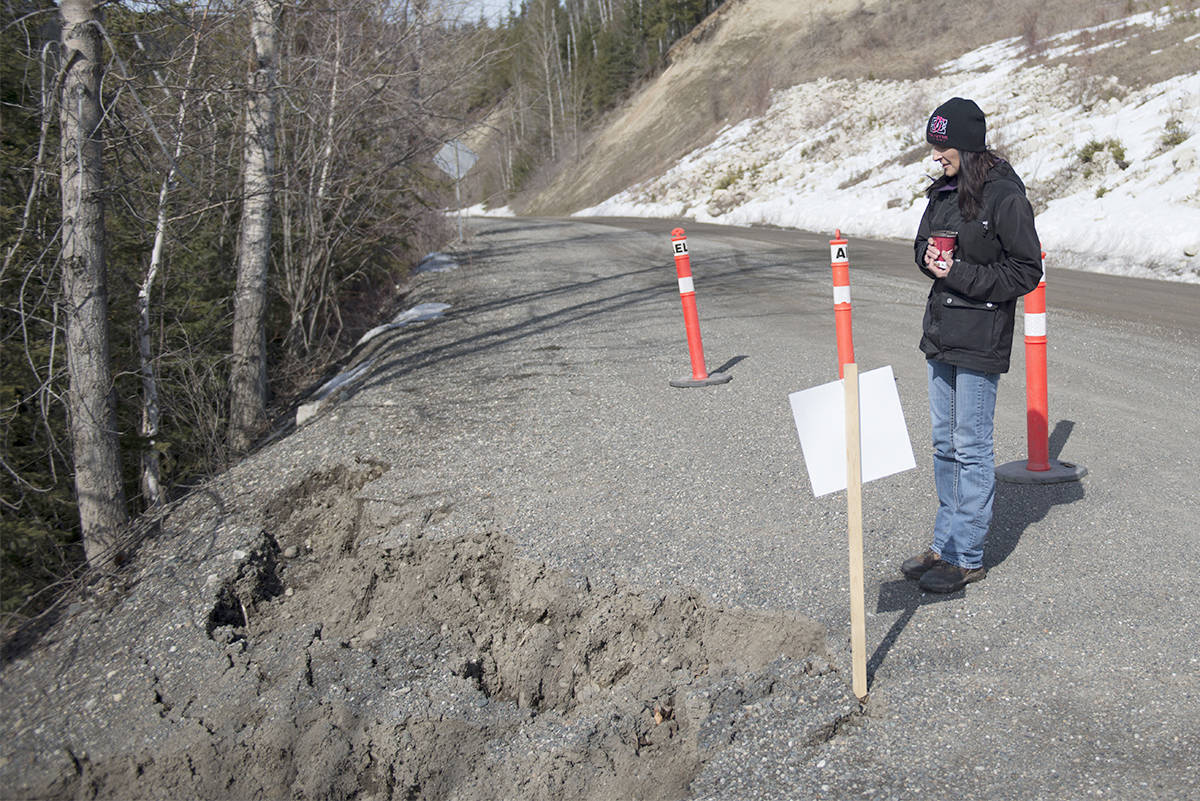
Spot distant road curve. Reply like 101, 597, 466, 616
568, 216, 1200, 337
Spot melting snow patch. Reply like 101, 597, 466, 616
464, 203, 516, 217
313, 358, 377, 399
416, 252, 460, 273
296, 357, 377, 427
296, 302, 451, 426
356, 303, 451, 347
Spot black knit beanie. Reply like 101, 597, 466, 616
926, 97, 986, 152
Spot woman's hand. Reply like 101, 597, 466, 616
924, 241, 951, 278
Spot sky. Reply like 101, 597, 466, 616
472, 6, 1200, 284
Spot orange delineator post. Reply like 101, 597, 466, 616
830, 230, 856, 378
671, 228, 709, 380
1023, 261, 1051, 471
668, 229, 731, 388
996, 247, 1086, 484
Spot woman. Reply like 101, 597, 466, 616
902, 97, 1044, 593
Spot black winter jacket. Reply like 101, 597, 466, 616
915, 160, 1044, 373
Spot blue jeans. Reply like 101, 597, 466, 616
927, 360, 999, 570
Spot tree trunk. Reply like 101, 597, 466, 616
228, 0, 279, 452
137, 16, 203, 507
59, 0, 127, 562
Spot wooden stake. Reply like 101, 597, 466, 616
844, 363, 868, 700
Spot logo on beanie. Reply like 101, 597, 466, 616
929, 115, 949, 141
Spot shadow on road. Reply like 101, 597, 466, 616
710, 355, 749, 374
868, 579, 962, 687
986, 420, 1086, 570
867, 420, 1086, 688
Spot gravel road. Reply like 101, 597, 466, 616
2, 216, 1196, 799
455, 217, 1200, 799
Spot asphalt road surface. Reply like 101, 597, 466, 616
586, 215, 1200, 334
456, 215, 1199, 798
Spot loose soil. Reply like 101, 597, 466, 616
0, 459, 848, 800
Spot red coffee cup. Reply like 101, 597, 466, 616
930, 230, 957, 267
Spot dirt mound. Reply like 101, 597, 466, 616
1, 460, 851, 800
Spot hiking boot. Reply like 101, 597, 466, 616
900, 548, 941, 580
919, 562, 986, 593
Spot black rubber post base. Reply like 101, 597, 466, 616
995, 458, 1088, 484
669, 372, 732, 388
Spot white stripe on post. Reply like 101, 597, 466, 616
1025, 312, 1047, 337
678, 276, 695, 294
833, 285, 851, 305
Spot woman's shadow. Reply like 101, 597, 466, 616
867, 421, 1086, 686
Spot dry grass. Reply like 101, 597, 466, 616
1042, 12, 1200, 94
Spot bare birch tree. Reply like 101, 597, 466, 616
527, 0, 561, 160
58, 0, 127, 562
134, 9, 207, 507
228, 0, 280, 452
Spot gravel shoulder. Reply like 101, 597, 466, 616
1, 217, 1197, 799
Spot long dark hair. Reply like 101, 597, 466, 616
957, 148, 1002, 221
926, 147, 1003, 221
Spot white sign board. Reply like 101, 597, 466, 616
434, 140, 477, 180
789, 365, 916, 497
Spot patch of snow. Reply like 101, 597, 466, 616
295, 301, 453, 426
464, 203, 516, 217
296, 357, 378, 427
356, 303, 452, 347
417, 252, 460, 273
312, 357, 377, 400
577, 8, 1200, 283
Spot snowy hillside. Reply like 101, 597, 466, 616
574, 7, 1200, 283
